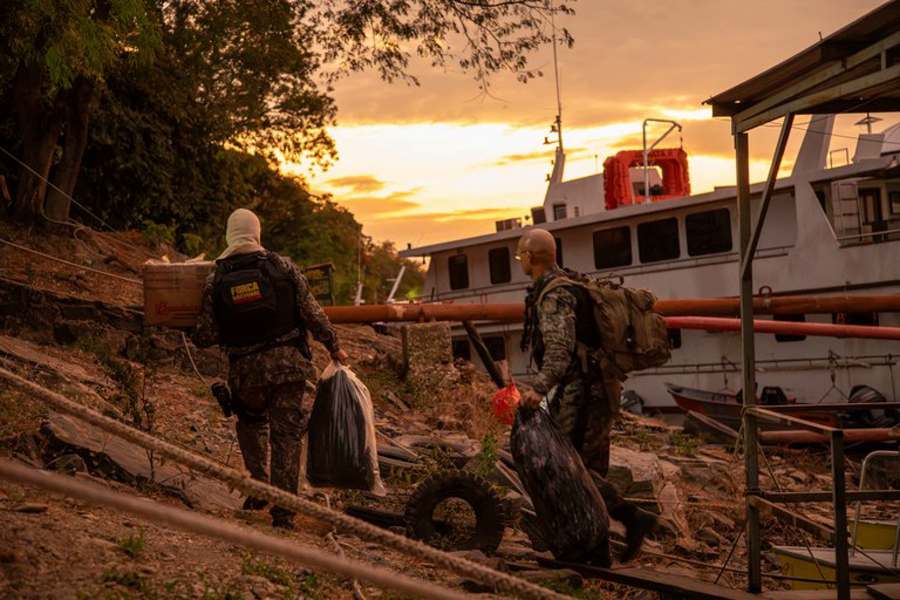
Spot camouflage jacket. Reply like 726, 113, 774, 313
530, 266, 582, 396
193, 251, 340, 391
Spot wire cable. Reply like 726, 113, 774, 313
0, 145, 116, 232
0, 236, 142, 285
0, 459, 468, 600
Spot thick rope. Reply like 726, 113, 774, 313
0, 367, 566, 600
0, 459, 467, 600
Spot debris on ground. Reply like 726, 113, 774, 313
2, 226, 897, 599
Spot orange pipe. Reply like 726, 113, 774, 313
667, 316, 900, 341
760, 428, 900, 445
659, 294, 900, 317
326, 306, 900, 340
323, 294, 900, 324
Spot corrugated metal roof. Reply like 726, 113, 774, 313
705, 1, 900, 121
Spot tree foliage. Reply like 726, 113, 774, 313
0, 0, 160, 220
314, 0, 574, 90
72, 55, 422, 304
1, 0, 569, 302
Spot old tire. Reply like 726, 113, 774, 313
405, 470, 505, 553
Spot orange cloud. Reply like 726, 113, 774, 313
332, 188, 423, 219
380, 206, 520, 224
364, 208, 524, 247
325, 174, 386, 194
489, 146, 589, 167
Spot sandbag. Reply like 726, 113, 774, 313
306, 362, 386, 495
511, 406, 610, 565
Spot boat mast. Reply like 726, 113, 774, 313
550, 1, 563, 152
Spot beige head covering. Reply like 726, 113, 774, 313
218, 208, 264, 259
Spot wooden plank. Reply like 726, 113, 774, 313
537, 559, 759, 600
685, 410, 740, 443
763, 590, 874, 599
461, 320, 506, 389
749, 496, 835, 542
762, 491, 900, 504
868, 583, 900, 600
747, 406, 837, 434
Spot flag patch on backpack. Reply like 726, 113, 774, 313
230, 281, 263, 304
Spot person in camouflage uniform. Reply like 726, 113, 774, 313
194, 209, 347, 529
517, 228, 656, 562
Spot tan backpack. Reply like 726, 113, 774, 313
538, 275, 671, 380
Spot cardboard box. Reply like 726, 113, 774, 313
143, 260, 215, 327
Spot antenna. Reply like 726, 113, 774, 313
550, 0, 563, 151
855, 113, 882, 134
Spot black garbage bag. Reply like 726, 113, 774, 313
511, 405, 610, 565
306, 363, 386, 495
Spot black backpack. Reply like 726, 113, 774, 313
213, 252, 301, 347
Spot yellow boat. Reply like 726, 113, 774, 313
773, 546, 900, 590
855, 520, 900, 551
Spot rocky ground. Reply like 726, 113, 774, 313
1, 225, 895, 599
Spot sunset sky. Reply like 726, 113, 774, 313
284, 0, 886, 247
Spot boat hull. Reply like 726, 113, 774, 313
666, 383, 840, 431
773, 546, 900, 590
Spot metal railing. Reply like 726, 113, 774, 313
744, 405, 900, 599
850, 450, 900, 567
836, 226, 900, 242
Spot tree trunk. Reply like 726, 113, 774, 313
10, 63, 64, 223
46, 77, 96, 222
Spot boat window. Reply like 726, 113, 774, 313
488, 247, 511, 284
686, 208, 733, 256
667, 328, 682, 349
555, 236, 564, 267
637, 217, 680, 263
553, 203, 567, 220
593, 226, 632, 269
775, 314, 806, 342
448, 254, 469, 290
891, 191, 900, 215
452, 339, 471, 361
483, 336, 507, 361
833, 312, 879, 326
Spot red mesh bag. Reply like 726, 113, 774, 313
492, 383, 520, 425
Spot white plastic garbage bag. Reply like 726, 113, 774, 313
306, 362, 386, 496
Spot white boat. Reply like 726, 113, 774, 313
399, 117, 900, 412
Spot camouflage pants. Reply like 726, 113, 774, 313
550, 376, 627, 515
234, 382, 309, 518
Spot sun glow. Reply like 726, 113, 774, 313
280, 118, 754, 246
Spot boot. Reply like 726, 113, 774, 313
612, 504, 658, 562
589, 540, 612, 568
242, 496, 268, 511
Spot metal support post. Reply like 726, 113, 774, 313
740, 114, 793, 280
735, 131, 762, 593
830, 431, 851, 600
